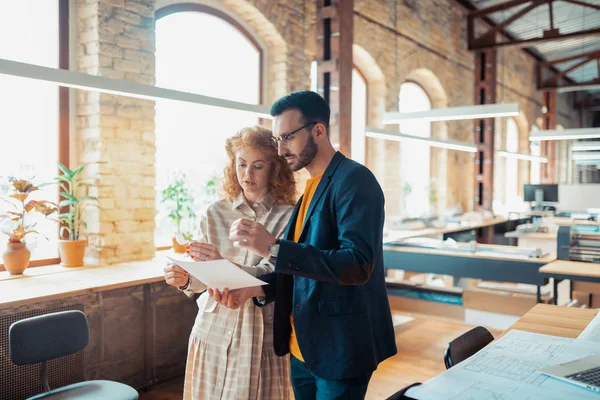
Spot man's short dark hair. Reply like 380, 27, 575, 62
270, 91, 330, 131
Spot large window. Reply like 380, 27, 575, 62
505, 118, 519, 208
155, 7, 261, 246
0, 1, 66, 267
530, 125, 541, 184
351, 69, 367, 165
310, 61, 368, 165
398, 82, 432, 217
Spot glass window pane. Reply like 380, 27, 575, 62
155, 11, 260, 246
505, 118, 519, 208
0, 1, 59, 261
351, 69, 367, 165
398, 82, 431, 217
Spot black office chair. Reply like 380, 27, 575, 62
443, 326, 494, 369
9, 310, 138, 400
385, 382, 422, 399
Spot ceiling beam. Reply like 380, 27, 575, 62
546, 56, 598, 84
470, 27, 600, 51
541, 50, 600, 67
471, 0, 544, 49
562, 0, 600, 11
455, 0, 580, 89
469, 0, 533, 17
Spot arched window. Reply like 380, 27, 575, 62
155, 6, 261, 246
505, 118, 519, 207
310, 61, 368, 165
351, 69, 367, 165
530, 125, 541, 184
0, 0, 68, 266
398, 82, 432, 217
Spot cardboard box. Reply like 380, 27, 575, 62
572, 281, 600, 295
572, 290, 592, 308
388, 295, 464, 320
463, 288, 552, 317
592, 294, 600, 309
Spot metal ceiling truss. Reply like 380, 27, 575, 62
468, 0, 600, 51
538, 50, 600, 91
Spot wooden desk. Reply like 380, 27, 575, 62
503, 303, 597, 338
404, 304, 598, 399
540, 260, 600, 283
386, 217, 507, 242
553, 217, 599, 227
383, 244, 556, 302
539, 259, 600, 306
505, 230, 557, 254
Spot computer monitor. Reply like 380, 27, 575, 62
524, 184, 559, 203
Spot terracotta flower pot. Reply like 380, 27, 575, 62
57, 239, 87, 267
2, 242, 31, 275
172, 237, 187, 253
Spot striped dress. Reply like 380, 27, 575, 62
181, 193, 293, 400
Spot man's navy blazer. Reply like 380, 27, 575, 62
255, 151, 397, 380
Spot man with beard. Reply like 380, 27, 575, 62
212, 90, 397, 400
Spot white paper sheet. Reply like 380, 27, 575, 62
407, 330, 600, 400
579, 312, 600, 342
165, 252, 267, 291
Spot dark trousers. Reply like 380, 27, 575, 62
290, 355, 373, 400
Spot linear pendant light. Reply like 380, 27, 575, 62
382, 103, 519, 124
0, 58, 272, 119
573, 152, 600, 161
529, 128, 600, 141
557, 84, 600, 93
365, 126, 477, 153
496, 150, 548, 163
571, 141, 600, 151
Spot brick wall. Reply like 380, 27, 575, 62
76, 0, 157, 265
73, 0, 585, 262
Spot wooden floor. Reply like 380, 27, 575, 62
140, 311, 500, 399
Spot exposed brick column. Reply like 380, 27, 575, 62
315, 0, 353, 156
474, 49, 497, 243
76, 0, 156, 265
473, 49, 496, 214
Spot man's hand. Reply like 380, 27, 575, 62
229, 218, 276, 259
187, 242, 223, 261
208, 286, 265, 309
164, 264, 189, 287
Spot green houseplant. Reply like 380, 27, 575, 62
54, 161, 99, 267
0, 177, 58, 274
160, 172, 196, 253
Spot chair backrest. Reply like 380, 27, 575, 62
9, 310, 89, 366
386, 382, 422, 400
444, 326, 493, 369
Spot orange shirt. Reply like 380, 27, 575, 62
289, 170, 324, 362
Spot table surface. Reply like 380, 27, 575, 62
502, 303, 598, 338
540, 259, 600, 279
383, 243, 556, 264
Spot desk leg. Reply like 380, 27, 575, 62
553, 278, 558, 305
569, 280, 573, 302
537, 285, 541, 304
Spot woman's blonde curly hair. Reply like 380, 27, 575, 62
222, 126, 297, 206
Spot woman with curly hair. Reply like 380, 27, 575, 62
163, 126, 296, 400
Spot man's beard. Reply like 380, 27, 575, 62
286, 134, 318, 172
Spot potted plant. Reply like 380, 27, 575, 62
160, 173, 196, 253
54, 162, 99, 267
0, 178, 58, 274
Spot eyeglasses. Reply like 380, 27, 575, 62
270, 122, 318, 148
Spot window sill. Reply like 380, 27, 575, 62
0, 250, 171, 310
